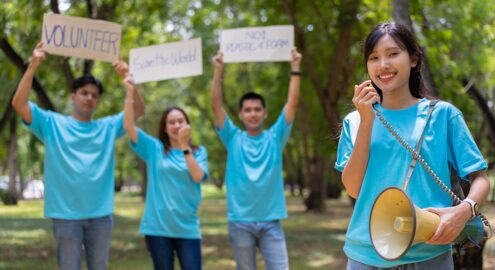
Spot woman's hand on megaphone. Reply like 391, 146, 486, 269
425, 205, 472, 245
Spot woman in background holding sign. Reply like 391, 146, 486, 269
122, 76, 208, 270
335, 22, 490, 269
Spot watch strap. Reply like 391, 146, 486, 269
462, 198, 477, 218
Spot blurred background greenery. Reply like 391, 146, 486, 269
1, 0, 495, 269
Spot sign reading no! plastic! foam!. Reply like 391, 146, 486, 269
220, 25, 294, 63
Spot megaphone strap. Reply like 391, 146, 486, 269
402, 100, 437, 191
373, 100, 492, 231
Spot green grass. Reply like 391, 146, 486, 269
1, 184, 495, 269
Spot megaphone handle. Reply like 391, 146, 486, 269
401, 101, 437, 191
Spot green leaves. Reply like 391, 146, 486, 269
1, 0, 494, 191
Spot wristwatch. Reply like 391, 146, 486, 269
183, 148, 191, 155
462, 198, 479, 219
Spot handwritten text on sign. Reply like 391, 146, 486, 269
129, 38, 203, 84
220, 25, 294, 63
42, 13, 121, 62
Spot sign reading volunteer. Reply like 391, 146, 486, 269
220, 25, 294, 63
129, 38, 203, 84
42, 13, 122, 62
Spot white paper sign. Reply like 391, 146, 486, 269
42, 14, 121, 62
220, 25, 294, 63
129, 38, 203, 84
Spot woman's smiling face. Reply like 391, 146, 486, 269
367, 34, 417, 96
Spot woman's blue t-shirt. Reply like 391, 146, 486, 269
131, 128, 208, 239
335, 98, 487, 267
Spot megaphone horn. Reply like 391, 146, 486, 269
369, 187, 440, 261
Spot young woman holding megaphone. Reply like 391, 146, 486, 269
335, 22, 491, 270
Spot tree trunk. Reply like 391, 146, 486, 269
284, 0, 360, 211
0, 38, 55, 110
327, 163, 343, 199
0, 86, 18, 133
463, 79, 495, 146
298, 94, 326, 210
292, 143, 304, 197
17, 161, 24, 200
303, 154, 326, 212
50, 0, 60, 13
283, 150, 296, 196
138, 159, 147, 201
4, 116, 18, 205
115, 163, 123, 192
392, 0, 438, 97
296, 165, 304, 197
464, 79, 495, 205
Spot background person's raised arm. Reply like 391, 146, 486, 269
123, 76, 138, 143
113, 58, 145, 120
211, 51, 227, 128
283, 48, 302, 123
12, 42, 46, 124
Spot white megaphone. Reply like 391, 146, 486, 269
369, 187, 490, 261
369, 187, 440, 261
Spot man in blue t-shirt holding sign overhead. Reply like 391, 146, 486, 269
211, 48, 301, 270
12, 42, 144, 270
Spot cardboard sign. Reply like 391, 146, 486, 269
220, 25, 294, 63
129, 38, 203, 84
42, 13, 122, 62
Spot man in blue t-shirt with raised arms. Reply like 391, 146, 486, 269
11, 42, 145, 270
211, 49, 301, 270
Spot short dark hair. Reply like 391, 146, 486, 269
72, 75, 104, 95
239, 92, 265, 110
364, 22, 425, 99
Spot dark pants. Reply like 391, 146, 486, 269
145, 235, 202, 270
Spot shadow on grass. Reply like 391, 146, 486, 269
0, 217, 54, 270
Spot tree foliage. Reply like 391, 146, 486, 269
1, 0, 494, 206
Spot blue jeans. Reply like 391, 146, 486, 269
228, 221, 289, 270
52, 215, 113, 270
145, 235, 202, 270
346, 250, 454, 270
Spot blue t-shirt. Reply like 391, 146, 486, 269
216, 110, 293, 222
131, 128, 208, 239
24, 102, 125, 219
335, 98, 487, 267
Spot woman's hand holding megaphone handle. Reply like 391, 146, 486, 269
425, 204, 472, 244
